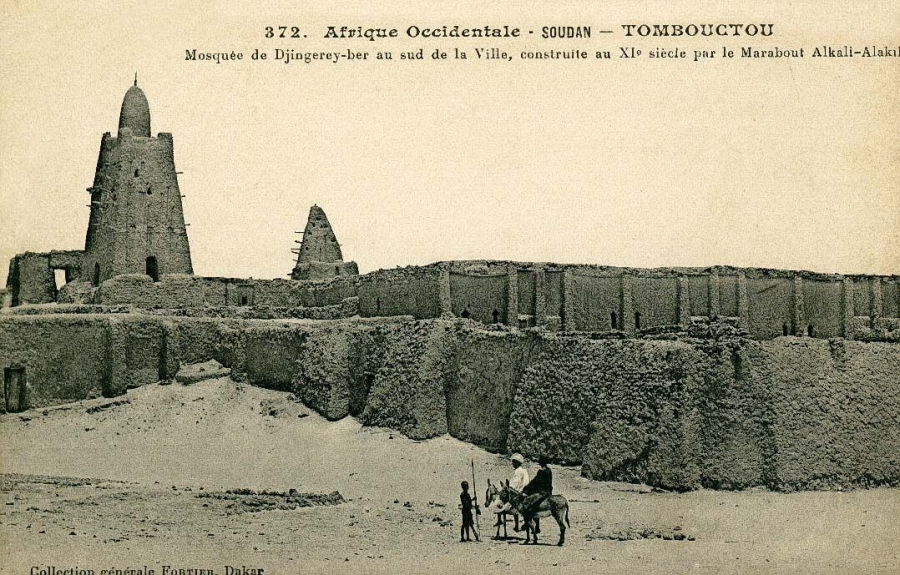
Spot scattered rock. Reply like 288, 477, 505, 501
175, 360, 230, 384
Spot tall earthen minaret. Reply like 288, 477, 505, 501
81, 78, 193, 285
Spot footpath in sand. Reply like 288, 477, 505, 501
1, 378, 899, 575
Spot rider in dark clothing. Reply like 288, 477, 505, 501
523, 464, 552, 496
521, 456, 552, 535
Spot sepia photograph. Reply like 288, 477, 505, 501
1, 1, 898, 574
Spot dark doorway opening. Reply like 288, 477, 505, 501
634, 311, 642, 330
4, 367, 26, 413
807, 324, 814, 337
93, 263, 101, 286
240, 295, 248, 306
461, 309, 470, 319
610, 311, 618, 330
492, 309, 500, 323
783, 323, 789, 336
146, 256, 159, 282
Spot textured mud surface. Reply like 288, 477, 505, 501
1, 379, 898, 575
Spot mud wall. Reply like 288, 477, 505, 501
108, 316, 167, 390
692, 342, 772, 489
803, 279, 844, 338
357, 267, 443, 319
165, 317, 245, 367
574, 337, 900, 491
2, 313, 898, 492
293, 323, 353, 419
243, 325, 306, 392
11, 253, 900, 347
630, 276, 680, 329
444, 328, 542, 452
93, 274, 357, 309
354, 262, 900, 342
748, 338, 900, 490
6, 251, 84, 306
359, 321, 454, 439
0, 314, 249, 412
0, 315, 111, 410
508, 337, 704, 489
747, 277, 793, 339
238, 317, 410, 421
449, 273, 507, 324
884, 281, 900, 318
567, 275, 621, 332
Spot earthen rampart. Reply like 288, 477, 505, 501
3, 314, 898, 492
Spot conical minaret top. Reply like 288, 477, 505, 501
118, 76, 151, 137
291, 205, 358, 280
298, 205, 344, 264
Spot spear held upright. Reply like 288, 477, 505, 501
471, 458, 480, 531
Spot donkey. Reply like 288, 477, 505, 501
485, 479, 519, 539
491, 479, 570, 546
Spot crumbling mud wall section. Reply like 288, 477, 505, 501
346, 328, 386, 417
238, 318, 408, 420
749, 338, 900, 490
692, 341, 773, 489
574, 334, 900, 491
166, 317, 246, 367
0, 316, 111, 411
360, 321, 455, 439
243, 325, 306, 392
444, 327, 542, 452
6, 251, 85, 306
2, 312, 898, 491
510, 337, 703, 489
293, 323, 353, 420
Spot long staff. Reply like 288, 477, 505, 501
471, 458, 480, 532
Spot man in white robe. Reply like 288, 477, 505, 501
496, 453, 529, 531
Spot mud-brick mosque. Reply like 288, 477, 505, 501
2, 81, 899, 493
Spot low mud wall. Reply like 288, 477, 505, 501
0, 315, 112, 410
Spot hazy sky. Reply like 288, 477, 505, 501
1, 1, 898, 286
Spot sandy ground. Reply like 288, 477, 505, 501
1, 378, 898, 575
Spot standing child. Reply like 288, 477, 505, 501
459, 481, 480, 542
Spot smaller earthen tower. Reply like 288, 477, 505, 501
291, 205, 358, 280
81, 79, 193, 285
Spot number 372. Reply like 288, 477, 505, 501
265, 26, 301, 38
